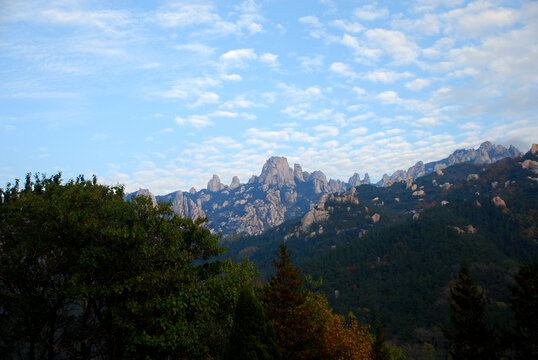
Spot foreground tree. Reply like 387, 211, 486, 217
0, 173, 254, 359
445, 262, 498, 360
509, 260, 538, 359
262, 243, 373, 360
223, 286, 280, 360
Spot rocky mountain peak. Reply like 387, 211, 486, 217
294, 164, 305, 182
207, 174, 224, 192
530, 144, 537, 155
230, 176, 241, 190
257, 156, 295, 188
348, 173, 361, 187
362, 173, 371, 184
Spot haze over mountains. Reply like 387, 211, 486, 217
127, 141, 521, 235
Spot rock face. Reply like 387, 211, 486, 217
257, 157, 294, 187
125, 188, 157, 207
230, 176, 241, 189
207, 175, 225, 192
376, 141, 521, 186
127, 156, 371, 235
126, 141, 521, 235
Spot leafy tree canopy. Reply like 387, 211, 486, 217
0, 173, 255, 360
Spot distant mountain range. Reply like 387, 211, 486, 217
127, 141, 521, 235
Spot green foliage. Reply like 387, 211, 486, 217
445, 262, 499, 360
0, 173, 255, 359
223, 286, 280, 360
262, 243, 318, 360
372, 315, 390, 360
509, 260, 538, 359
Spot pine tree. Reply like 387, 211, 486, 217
262, 243, 319, 360
223, 286, 280, 360
372, 315, 390, 360
445, 262, 498, 360
509, 260, 538, 360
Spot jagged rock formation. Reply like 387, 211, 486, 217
127, 141, 522, 235
127, 157, 370, 235
124, 188, 157, 206
207, 175, 225, 192
376, 141, 521, 186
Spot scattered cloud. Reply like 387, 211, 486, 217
175, 115, 214, 128
354, 3, 388, 21
406, 78, 431, 91
364, 70, 413, 83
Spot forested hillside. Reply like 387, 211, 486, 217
223, 149, 538, 357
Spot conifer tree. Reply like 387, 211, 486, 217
262, 243, 319, 360
223, 286, 281, 360
509, 260, 538, 359
372, 315, 390, 360
445, 262, 498, 360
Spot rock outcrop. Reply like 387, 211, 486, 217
127, 157, 370, 235
376, 141, 521, 186
126, 141, 521, 235
207, 175, 225, 192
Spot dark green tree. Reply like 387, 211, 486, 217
223, 286, 281, 360
509, 260, 538, 359
262, 243, 321, 360
0, 173, 255, 360
445, 262, 498, 360
372, 314, 390, 360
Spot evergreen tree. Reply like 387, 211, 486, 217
262, 243, 320, 360
509, 260, 538, 359
445, 262, 498, 360
372, 315, 390, 360
223, 286, 281, 360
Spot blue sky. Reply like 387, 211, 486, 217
1, 0, 537, 195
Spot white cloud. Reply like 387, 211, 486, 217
329, 62, 357, 78
330, 19, 364, 33
340, 34, 381, 60
220, 48, 258, 67
365, 29, 419, 64
406, 78, 431, 91
221, 73, 242, 81
364, 70, 413, 83
209, 110, 238, 118
322, 140, 339, 148
175, 115, 214, 128
354, 3, 388, 21
220, 95, 258, 109
192, 92, 219, 107
298, 15, 322, 27
313, 124, 339, 137
441, 2, 520, 38
298, 55, 324, 72
377, 91, 402, 105
349, 127, 368, 135
416, 117, 439, 126
156, 4, 219, 27
246, 128, 290, 141
175, 43, 214, 54
260, 52, 279, 66
278, 83, 323, 102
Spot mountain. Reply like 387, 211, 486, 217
126, 141, 521, 235
128, 156, 361, 235
376, 141, 521, 186
223, 145, 538, 356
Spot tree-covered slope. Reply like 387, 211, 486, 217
222, 149, 538, 350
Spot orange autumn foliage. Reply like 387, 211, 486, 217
307, 294, 373, 360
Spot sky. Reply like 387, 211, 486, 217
1, 0, 537, 195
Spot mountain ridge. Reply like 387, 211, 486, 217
126, 141, 521, 235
